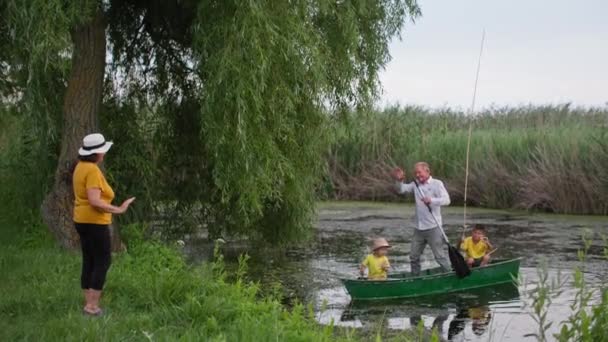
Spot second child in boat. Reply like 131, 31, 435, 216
360, 238, 391, 280
460, 224, 493, 268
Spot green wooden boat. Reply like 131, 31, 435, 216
341, 258, 521, 301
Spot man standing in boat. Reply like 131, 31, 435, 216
392, 162, 451, 275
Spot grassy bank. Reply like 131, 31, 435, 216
325, 105, 608, 215
0, 218, 436, 341
0, 221, 334, 341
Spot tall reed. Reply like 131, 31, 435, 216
325, 104, 608, 215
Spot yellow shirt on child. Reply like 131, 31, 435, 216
460, 237, 489, 259
73, 162, 115, 225
362, 254, 390, 280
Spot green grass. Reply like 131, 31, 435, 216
0, 222, 329, 341
0, 217, 438, 341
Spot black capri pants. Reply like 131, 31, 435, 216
75, 223, 112, 290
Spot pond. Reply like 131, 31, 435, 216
186, 202, 608, 341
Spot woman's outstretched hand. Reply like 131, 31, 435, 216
118, 197, 136, 213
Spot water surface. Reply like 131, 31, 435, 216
187, 202, 608, 341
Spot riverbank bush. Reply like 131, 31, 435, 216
325, 104, 608, 215
525, 233, 608, 341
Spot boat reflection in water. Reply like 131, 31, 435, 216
447, 305, 492, 339
330, 283, 519, 341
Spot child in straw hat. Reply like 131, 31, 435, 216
359, 238, 391, 280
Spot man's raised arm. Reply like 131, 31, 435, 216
391, 167, 414, 194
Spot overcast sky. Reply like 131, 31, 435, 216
379, 0, 608, 110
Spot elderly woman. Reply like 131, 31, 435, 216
73, 133, 135, 316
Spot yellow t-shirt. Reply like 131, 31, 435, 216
362, 254, 390, 280
460, 237, 489, 259
73, 162, 115, 225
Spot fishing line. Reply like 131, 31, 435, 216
463, 29, 485, 237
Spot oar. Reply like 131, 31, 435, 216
413, 179, 471, 278
487, 248, 498, 256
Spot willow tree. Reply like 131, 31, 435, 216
3, 0, 420, 249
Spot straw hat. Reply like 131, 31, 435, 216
78, 133, 113, 156
372, 238, 391, 251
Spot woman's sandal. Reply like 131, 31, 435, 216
82, 308, 103, 317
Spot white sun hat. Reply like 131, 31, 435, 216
78, 133, 113, 156
372, 238, 391, 251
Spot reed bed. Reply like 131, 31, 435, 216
325, 104, 608, 215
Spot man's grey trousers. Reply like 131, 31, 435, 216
410, 227, 451, 275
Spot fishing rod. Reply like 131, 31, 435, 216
462, 29, 486, 238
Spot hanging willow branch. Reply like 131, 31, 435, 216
2, 0, 422, 244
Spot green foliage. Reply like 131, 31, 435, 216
2, 0, 95, 138
554, 233, 608, 342
0, 112, 57, 222
524, 232, 608, 342
1, 0, 422, 244
100, 91, 159, 224
522, 261, 565, 341
119, 223, 148, 246
1, 0, 86, 222
191, 1, 419, 241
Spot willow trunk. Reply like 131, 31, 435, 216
41, 10, 124, 252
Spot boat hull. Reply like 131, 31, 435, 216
342, 258, 521, 300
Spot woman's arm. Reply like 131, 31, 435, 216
87, 188, 135, 214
